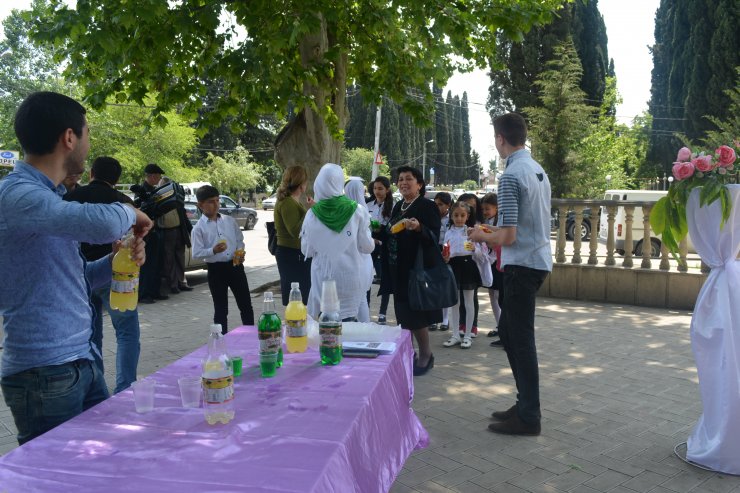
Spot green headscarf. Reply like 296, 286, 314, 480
311, 195, 358, 233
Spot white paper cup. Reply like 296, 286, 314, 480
132, 378, 156, 413
178, 377, 202, 408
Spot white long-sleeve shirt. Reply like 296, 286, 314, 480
191, 213, 244, 263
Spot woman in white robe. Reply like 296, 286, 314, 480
344, 177, 374, 322
301, 164, 375, 320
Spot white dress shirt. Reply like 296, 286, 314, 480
190, 213, 244, 263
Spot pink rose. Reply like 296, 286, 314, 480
716, 145, 736, 167
672, 161, 695, 181
676, 147, 692, 162
691, 155, 714, 172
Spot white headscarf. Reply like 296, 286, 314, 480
344, 177, 367, 208
313, 163, 345, 201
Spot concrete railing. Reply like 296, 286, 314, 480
538, 198, 708, 310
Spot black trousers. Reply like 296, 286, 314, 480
275, 245, 311, 306
139, 229, 162, 298
206, 261, 255, 334
498, 265, 549, 424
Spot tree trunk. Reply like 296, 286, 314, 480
274, 14, 347, 195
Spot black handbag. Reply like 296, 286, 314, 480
266, 221, 277, 256
408, 242, 458, 311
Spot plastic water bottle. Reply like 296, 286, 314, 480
285, 283, 308, 353
110, 231, 139, 311
202, 324, 235, 424
319, 280, 342, 365
258, 292, 282, 377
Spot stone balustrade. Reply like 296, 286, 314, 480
538, 198, 708, 310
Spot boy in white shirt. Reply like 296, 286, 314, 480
191, 185, 254, 334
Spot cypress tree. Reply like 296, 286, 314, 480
487, 0, 610, 118
434, 85, 450, 184
461, 92, 472, 180
647, 0, 738, 168
379, 99, 401, 167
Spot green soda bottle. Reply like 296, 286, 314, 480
318, 280, 342, 366
258, 292, 282, 377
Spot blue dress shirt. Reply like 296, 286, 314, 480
0, 161, 136, 377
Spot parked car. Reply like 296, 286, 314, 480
262, 194, 277, 210
551, 208, 593, 241
598, 189, 695, 257
184, 195, 258, 231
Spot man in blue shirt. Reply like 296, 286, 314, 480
0, 92, 152, 444
469, 113, 552, 436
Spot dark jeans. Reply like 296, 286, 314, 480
206, 261, 255, 334
275, 245, 311, 306
498, 265, 549, 425
1, 359, 109, 445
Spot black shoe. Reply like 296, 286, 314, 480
487, 414, 540, 436
377, 314, 386, 325
429, 324, 438, 331
139, 296, 156, 304
490, 339, 503, 347
491, 404, 517, 421
178, 284, 194, 291
413, 354, 434, 376
487, 330, 499, 338
170, 287, 181, 294
439, 324, 449, 332
154, 294, 169, 301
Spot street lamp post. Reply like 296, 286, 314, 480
422, 139, 434, 183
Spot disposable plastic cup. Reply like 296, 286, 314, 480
132, 378, 156, 413
178, 377, 202, 408
231, 356, 243, 377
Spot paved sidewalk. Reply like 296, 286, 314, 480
1, 262, 739, 493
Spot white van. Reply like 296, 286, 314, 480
181, 181, 212, 201
599, 189, 668, 257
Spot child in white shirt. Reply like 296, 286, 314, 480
441, 202, 492, 349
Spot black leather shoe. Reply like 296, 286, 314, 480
490, 339, 504, 347
488, 414, 540, 436
487, 330, 499, 338
491, 404, 517, 421
178, 284, 194, 291
439, 324, 449, 332
413, 354, 434, 376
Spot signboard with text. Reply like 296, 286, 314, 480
0, 150, 19, 167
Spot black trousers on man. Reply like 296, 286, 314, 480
206, 261, 255, 334
498, 265, 549, 425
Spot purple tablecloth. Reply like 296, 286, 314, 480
0, 327, 429, 492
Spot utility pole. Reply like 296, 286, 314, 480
371, 105, 382, 181
422, 139, 434, 184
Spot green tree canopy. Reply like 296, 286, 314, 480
204, 146, 261, 198
29, 0, 564, 185
525, 39, 595, 197
341, 147, 390, 183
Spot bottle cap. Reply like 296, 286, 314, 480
263, 291, 273, 302
209, 324, 221, 333
320, 279, 340, 312
291, 282, 299, 289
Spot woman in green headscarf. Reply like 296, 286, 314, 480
301, 163, 375, 320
